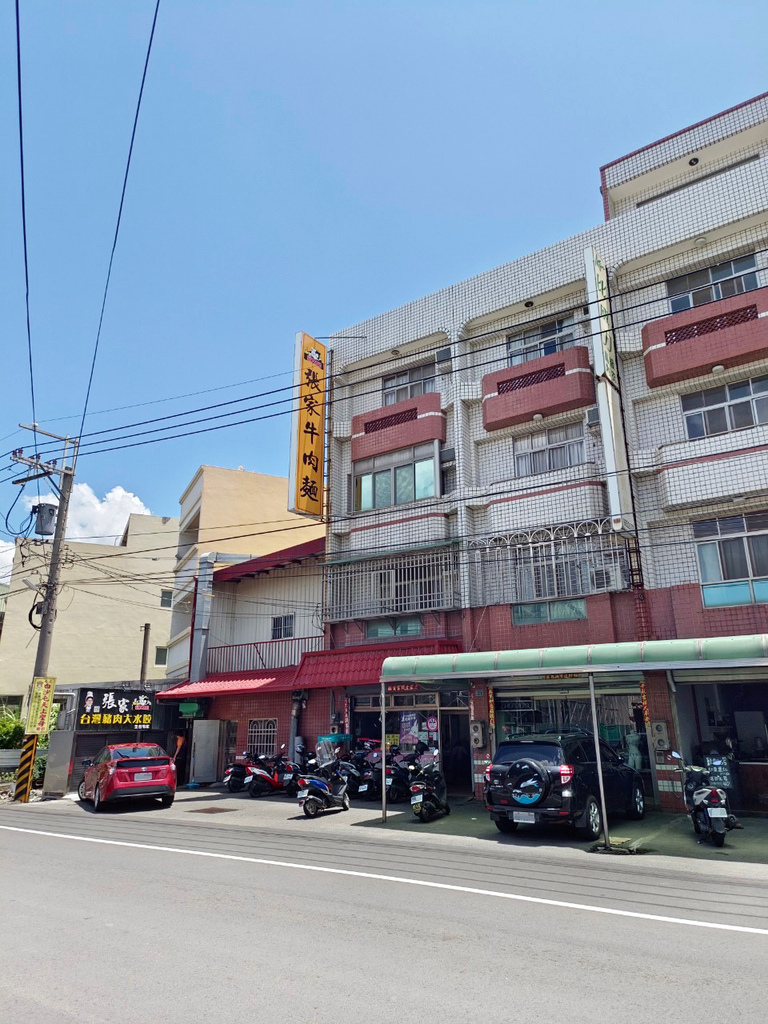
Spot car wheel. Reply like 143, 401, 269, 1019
93, 784, 104, 813
626, 780, 645, 820
494, 819, 518, 834
77, 779, 88, 802
576, 795, 602, 840
160, 794, 174, 808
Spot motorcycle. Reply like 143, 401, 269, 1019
297, 741, 351, 818
248, 745, 301, 798
222, 751, 260, 793
409, 745, 450, 823
671, 750, 742, 847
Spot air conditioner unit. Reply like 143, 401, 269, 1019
590, 565, 623, 592
440, 447, 456, 464
586, 406, 600, 428
435, 347, 452, 366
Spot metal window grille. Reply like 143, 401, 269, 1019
325, 546, 460, 622
468, 520, 633, 607
247, 719, 277, 756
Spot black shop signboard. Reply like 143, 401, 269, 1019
77, 688, 155, 731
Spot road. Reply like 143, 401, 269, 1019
1, 797, 767, 1023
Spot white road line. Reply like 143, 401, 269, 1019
2, 823, 767, 936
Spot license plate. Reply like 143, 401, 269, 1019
385, 778, 393, 786
358, 784, 368, 793
513, 811, 535, 823
297, 789, 308, 798
134, 771, 152, 781
708, 806, 728, 818
410, 794, 423, 805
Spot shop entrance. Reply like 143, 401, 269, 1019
440, 711, 472, 794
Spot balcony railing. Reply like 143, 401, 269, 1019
206, 635, 324, 675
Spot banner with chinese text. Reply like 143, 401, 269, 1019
288, 332, 327, 518
26, 676, 56, 735
77, 688, 155, 731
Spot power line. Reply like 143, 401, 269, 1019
75, 0, 161, 449
14, 1, 39, 498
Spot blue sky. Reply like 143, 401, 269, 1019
1, 0, 767, 542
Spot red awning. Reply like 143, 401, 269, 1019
293, 639, 462, 690
156, 667, 298, 700
214, 538, 324, 582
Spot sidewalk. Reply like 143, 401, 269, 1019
55, 785, 766, 865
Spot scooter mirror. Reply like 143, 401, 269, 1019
242, 751, 248, 756
671, 751, 682, 759
281, 743, 286, 750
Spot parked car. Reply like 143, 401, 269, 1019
78, 743, 176, 811
484, 732, 645, 840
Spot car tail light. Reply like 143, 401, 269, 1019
484, 763, 492, 781
170, 762, 176, 772
559, 765, 574, 785
108, 765, 117, 776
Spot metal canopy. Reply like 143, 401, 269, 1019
380, 634, 768, 683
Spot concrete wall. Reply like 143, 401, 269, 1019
0, 514, 178, 701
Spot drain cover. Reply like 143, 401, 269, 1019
187, 807, 237, 814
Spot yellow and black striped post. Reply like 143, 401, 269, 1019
13, 733, 39, 803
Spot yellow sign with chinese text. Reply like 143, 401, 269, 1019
289, 332, 327, 518
26, 676, 56, 735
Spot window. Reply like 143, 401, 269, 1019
365, 616, 423, 639
508, 318, 575, 366
354, 443, 437, 511
515, 423, 585, 477
154, 646, 168, 667
247, 718, 277, 756
160, 590, 173, 608
667, 255, 758, 313
694, 513, 768, 607
512, 599, 587, 626
271, 614, 295, 640
682, 374, 768, 439
383, 363, 436, 405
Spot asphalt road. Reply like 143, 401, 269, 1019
2, 799, 767, 1024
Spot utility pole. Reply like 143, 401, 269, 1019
139, 623, 151, 683
10, 426, 79, 803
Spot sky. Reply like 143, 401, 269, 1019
1, 0, 767, 573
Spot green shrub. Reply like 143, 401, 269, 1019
0, 709, 24, 750
33, 755, 47, 787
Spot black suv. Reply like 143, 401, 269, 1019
484, 732, 645, 840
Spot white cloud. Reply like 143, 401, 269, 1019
23, 484, 152, 544
0, 540, 14, 584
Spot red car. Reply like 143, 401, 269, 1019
78, 743, 176, 810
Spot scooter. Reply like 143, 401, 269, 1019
248, 745, 301, 798
297, 741, 351, 818
222, 751, 260, 793
671, 750, 742, 847
409, 746, 451, 822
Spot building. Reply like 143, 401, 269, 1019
166, 466, 325, 681
319, 93, 768, 812
0, 582, 8, 643
0, 514, 179, 706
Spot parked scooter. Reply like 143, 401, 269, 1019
222, 751, 260, 793
248, 744, 301, 798
297, 741, 351, 818
409, 745, 450, 822
671, 750, 743, 847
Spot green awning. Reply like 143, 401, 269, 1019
380, 634, 768, 682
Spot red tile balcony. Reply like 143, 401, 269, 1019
351, 392, 445, 461
642, 286, 768, 388
482, 346, 595, 431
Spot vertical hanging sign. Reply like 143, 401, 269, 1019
289, 332, 327, 519
585, 247, 633, 532
26, 676, 56, 735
